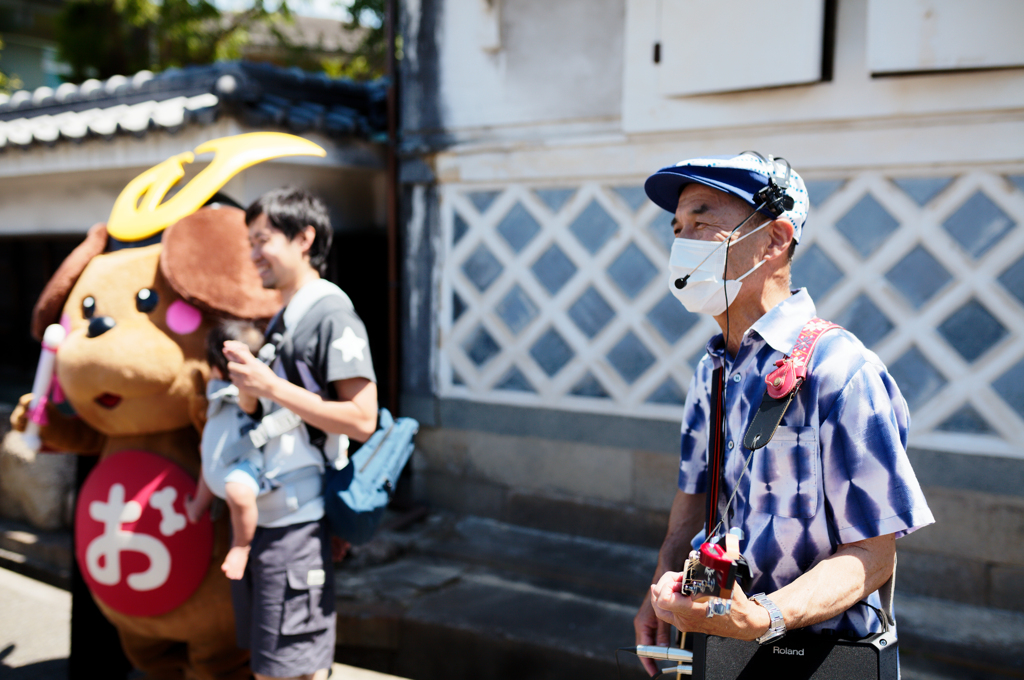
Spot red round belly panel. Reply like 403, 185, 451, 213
75, 449, 213, 617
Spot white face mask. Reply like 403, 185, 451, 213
668, 223, 769, 316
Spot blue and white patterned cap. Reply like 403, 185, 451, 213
644, 152, 809, 242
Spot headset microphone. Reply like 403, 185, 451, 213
753, 177, 795, 217
742, 151, 795, 218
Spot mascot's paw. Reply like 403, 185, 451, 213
10, 393, 32, 432
10, 393, 105, 454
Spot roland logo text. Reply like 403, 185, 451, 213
773, 646, 805, 656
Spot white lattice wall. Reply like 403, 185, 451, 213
438, 169, 1024, 459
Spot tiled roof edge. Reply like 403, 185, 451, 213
0, 61, 386, 122
0, 61, 389, 149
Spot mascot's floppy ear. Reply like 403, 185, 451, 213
160, 206, 282, 320
31, 222, 109, 341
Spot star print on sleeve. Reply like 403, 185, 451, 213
331, 326, 368, 362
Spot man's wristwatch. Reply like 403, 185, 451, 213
750, 593, 786, 645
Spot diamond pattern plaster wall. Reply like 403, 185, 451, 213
438, 172, 1024, 459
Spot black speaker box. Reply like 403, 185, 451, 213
692, 629, 897, 680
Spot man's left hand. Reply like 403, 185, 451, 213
650, 571, 770, 641
224, 340, 279, 400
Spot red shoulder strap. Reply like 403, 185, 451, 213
764, 317, 841, 399
706, 367, 726, 537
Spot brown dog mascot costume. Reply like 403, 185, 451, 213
11, 133, 326, 679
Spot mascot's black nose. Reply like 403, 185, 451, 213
88, 316, 116, 338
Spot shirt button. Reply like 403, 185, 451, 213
733, 374, 741, 382
728, 440, 735, 449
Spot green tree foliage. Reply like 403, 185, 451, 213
55, 0, 387, 83
56, 0, 291, 81
0, 37, 23, 94
321, 0, 385, 81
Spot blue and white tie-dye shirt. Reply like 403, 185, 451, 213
678, 289, 934, 638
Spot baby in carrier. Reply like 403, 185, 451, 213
185, 321, 270, 579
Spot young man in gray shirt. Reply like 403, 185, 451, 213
224, 187, 378, 680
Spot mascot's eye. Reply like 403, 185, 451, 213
82, 296, 96, 319
136, 288, 159, 313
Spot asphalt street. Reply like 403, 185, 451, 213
0, 565, 69, 679
0, 566, 404, 680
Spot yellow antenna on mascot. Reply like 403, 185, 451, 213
107, 132, 327, 242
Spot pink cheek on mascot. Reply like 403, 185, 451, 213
166, 300, 202, 335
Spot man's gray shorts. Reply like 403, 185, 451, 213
231, 519, 335, 677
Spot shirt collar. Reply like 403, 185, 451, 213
283, 279, 324, 330
705, 288, 817, 359
750, 288, 817, 355
282, 278, 353, 329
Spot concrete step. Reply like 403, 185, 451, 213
336, 513, 1024, 680
419, 515, 659, 607
896, 593, 1024, 677
333, 513, 652, 679
339, 561, 649, 679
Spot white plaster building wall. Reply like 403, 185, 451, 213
435, 0, 624, 133
422, 0, 1024, 463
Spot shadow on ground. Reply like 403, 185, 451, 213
0, 658, 68, 680
0, 644, 68, 680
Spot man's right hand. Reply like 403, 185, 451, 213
224, 340, 276, 414
634, 490, 705, 677
634, 589, 674, 677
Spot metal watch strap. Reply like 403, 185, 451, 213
751, 593, 786, 645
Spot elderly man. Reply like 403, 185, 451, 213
632, 152, 934, 676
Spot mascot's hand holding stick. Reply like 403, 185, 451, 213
21, 323, 67, 452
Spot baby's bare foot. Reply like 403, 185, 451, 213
222, 545, 250, 580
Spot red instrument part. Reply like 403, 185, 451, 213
75, 450, 213, 617
683, 534, 751, 605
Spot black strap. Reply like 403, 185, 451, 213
743, 384, 800, 451
705, 367, 726, 536
267, 314, 329, 454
